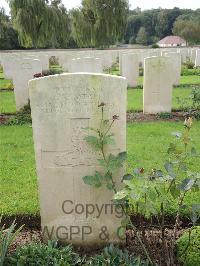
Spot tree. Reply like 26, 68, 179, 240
0, 7, 19, 49
173, 19, 200, 45
155, 10, 169, 38
71, 8, 93, 47
136, 27, 148, 45
125, 15, 141, 44
71, 0, 128, 47
7, 0, 70, 48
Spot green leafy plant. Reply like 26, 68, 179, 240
181, 66, 200, 76
6, 241, 83, 266
83, 103, 126, 192
82, 103, 153, 264
86, 244, 149, 266
156, 112, 173, 119
116, 116, 200, 265
0, 219, 23, 266
183, 61, 195, 70
151, 44, 159, 48
176, 226, 200, 266
139, 67, 143, 77
5, 103, 32, 125
82, 103, 200, 265
176, 87, 200, 120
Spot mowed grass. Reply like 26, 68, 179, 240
0, 67, 199, 114
127, 87, 192, 112
137, 75, 200, 86
0, 122, 200, 216
108, 67, 200, 86
0, 86, 195, 114
0, 91, 16, 113
0, 71, 13, 89
0, 125, 39, 215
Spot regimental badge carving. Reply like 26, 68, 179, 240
41, 118, 98, 168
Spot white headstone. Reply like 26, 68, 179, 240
69, 57, 103, 73
120, 53, 139, 87
29, 73, 127, 247
13, 58, 42, 110
164, 52, 181, 85
2, 54, 20, 79
195, 50, 200, 67
143, 56, 173, 114
190, 48, 197, 63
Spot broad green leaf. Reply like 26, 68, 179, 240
117, 152, 127, 162
83, 172, 102, 188
114, 190, 128, 200
84, 136, 101, 150
164, 162, 176, 178
122, 174, 133, 182
178, 178, 195, 191
104, 171, 112, 180
107, 154, 123, 171
103, 134, 115, 145
106, 183, 114, 190
98, 159, 106, 167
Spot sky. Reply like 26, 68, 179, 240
1, 0, 199, 14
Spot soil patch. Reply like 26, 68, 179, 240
127, 112, 185, 123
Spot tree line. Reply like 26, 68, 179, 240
0, 0, 199, 50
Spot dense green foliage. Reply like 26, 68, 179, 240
173, 11, 200, 45
85, 244, 149, 265
5, 242, 147, 265
71, 0, 128, 47
0, 8, 19, 49
1, 1, 199, 49
0, 220, 23, 266
5, 241, 82, 265
125, 8, 200, 45
8, 0, 70, 48
176, 227, 200, 266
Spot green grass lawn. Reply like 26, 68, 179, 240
137, 75, 200, 86
0, 91, 16, 114
108, 66, 200, 86
0, 67, 199, 114
0, 121, 199, 216
0, 72, 13, 89
0, 85, 195, 114
127, 87, 192, 112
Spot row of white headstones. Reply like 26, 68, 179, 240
0, 47, 200, 113
1, 47, 200, 246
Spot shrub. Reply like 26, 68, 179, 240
151, 44, 159, 48
86, 244, 149, 266
6, 241, 82, 266
5, 103, 32, 125
139, 67, 143, 76
82, 104, 200, 265
181, 66, 200, 76
156, 112, 173, 119
184, 61, 195, 70
176, 226, 200, 266
49, 56, 59, 66
176, 87, 200, 120
0, 219, 23, 266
